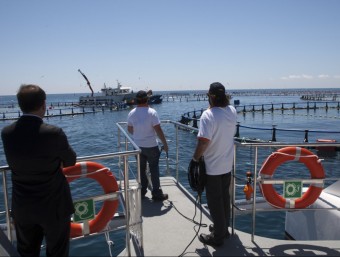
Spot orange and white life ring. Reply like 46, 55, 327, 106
259, 147, 325, 209
63, 161, 119, 238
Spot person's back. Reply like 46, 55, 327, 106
2, 116, 75, 223
127, 90, 168, 201
199, 105, 237, 175
1, 84, 76, 257
192, 82, 237, 247
127, 106, 159, 147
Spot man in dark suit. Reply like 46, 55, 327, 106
1, 84, 76, 257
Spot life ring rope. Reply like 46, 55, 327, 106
259, 146, 325, 209
265, 150, 318, 160
64, 167, 108, 178
259, 150, 320, 180
259, 177, 324, 185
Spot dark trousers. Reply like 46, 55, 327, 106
14, 215, 71, 257
205, 172, 231, 241
139, 146, 162, 196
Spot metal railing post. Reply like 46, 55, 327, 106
272, 125, 277, 142
2, 170, 12, 241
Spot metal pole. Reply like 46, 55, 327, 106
272, 125, 277, 142
176, 124, 179, 181
2, 170, 12, 242
251, 146, 259, 242
124, 154, 131, 256
304, 130, 309, 143
235, 122, 240, 138
231, 144, 237, 235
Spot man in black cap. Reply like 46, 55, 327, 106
191, 82, 237, 246
127, 90, 169, 201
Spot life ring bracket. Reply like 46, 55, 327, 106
74, 192, 120, 203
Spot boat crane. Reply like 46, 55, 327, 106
78, 69, 94, 97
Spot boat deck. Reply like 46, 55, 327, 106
120, 176, 340, 256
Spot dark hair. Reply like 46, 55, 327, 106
136, 97, 148, 104
209, 94, 229, 107
17, 84, 46, 113
136, 90, 148, 104
208, 82, 229, 107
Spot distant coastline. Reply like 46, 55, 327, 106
1, 87, 340, 99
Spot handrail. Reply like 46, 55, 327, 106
0, 168, 11, 242
116, 121, 142, 256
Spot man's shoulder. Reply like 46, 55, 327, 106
148, 107, 157, 114
128, 107, 137, 113
228, 105, 237, 112
127, 108, 137, 118
40, 122, 63, 134
1, 122, 16, 135
201, 108, 212, 116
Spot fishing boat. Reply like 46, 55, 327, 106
78, 69, 162, 107
78, 82, 163, 107
1, 120, 340, 256
78, 81, 137, 106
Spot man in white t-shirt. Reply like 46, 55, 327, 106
127, 90, 169, 201
192, 82, 237, 247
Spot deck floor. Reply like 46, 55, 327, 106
120, 177, 340, 256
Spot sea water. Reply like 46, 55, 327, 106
1, 88, 340, 256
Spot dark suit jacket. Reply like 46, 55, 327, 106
1, 115, 76, 223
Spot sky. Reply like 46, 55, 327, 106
1, 0, 340, 95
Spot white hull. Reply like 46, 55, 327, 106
79, 93, 136, 105
285, 180, 340, 240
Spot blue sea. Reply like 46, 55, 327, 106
1, 88, 340, 256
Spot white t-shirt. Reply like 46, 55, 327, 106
197, 106, 237, 175
127, 106, 160, 147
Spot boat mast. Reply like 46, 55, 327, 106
78, 69, 94, 97
117, 80, 121, 90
